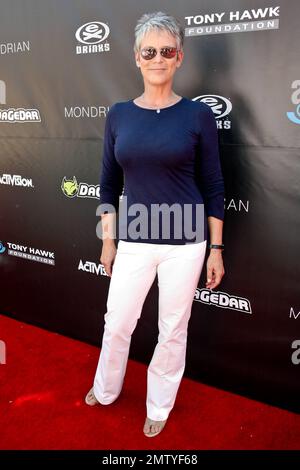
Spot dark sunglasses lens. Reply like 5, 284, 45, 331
141, 48, 156, 60
161, 47, 177, 58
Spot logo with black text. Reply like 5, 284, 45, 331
75, 21, 110, 55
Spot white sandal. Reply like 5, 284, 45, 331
85, 387, 99, 406
143, 417, 167, 437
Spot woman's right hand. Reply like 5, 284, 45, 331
100, 240, 117, 277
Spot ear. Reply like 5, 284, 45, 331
135, 51, 140, 67
176, 50, 184, 67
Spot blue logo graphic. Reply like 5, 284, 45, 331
0, 242, 6, 253
287, 103, 300, 124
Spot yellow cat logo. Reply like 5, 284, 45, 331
61, 176, 79, 198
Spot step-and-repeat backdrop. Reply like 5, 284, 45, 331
0, 0, 299, 412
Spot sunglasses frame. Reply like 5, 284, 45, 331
139, 46, 179, 60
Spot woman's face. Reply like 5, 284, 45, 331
135, 29, 184, 87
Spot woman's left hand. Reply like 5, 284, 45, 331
205, 250, 225, 290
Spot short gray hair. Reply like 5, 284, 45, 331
133, 11, 184, 53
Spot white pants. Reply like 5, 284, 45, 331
93, 239, 207, 421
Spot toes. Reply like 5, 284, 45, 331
143, 418, 167, 436
143, 422, 150, 433
151, 425, 158, 433
145, 424, 160, 435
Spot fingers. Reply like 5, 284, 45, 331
207, 274, 222, 289
100, 258, 113, 277
206, 266, 213, 288
104, 264, 112, 277
206, 268, 225, 290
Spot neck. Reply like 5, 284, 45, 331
141, 86, 178, 107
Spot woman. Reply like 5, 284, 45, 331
85, 11, 225, 438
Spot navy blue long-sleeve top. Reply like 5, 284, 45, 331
99, 97, 225, 245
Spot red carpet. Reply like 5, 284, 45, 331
0, 313, 299, 450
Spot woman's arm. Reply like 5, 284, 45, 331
100, 212, 117, 277
206, 216, 225, 290
197, 103, 225, 290
98, 104, 124, 276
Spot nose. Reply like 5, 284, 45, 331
152, 51, 164, 63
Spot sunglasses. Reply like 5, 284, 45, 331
140, 46, 178, 60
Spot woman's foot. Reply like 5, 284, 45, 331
143, 417, 167, 437
85, 387, 99, 406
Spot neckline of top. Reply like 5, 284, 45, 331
130, 96, 185, 111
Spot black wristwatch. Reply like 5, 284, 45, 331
209, 243, 224, 250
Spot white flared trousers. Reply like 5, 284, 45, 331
93, 239, 207, 421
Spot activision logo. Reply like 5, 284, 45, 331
61, 176, 100, 199
78, 259, 109, 276
0, 173, 34, 188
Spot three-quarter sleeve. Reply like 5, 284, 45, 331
197, 103, 225, 220
99, 104, 124, 213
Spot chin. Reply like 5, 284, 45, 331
147, 77, 168, 85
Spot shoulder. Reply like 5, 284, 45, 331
108, 100, 132, 114
186, 98, 214, 118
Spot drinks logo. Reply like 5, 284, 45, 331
75, 21, 110, 55
193, 94, 232, 129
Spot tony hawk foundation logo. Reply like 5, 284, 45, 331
185, 5, 280, 36
0, 241, 55, 266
